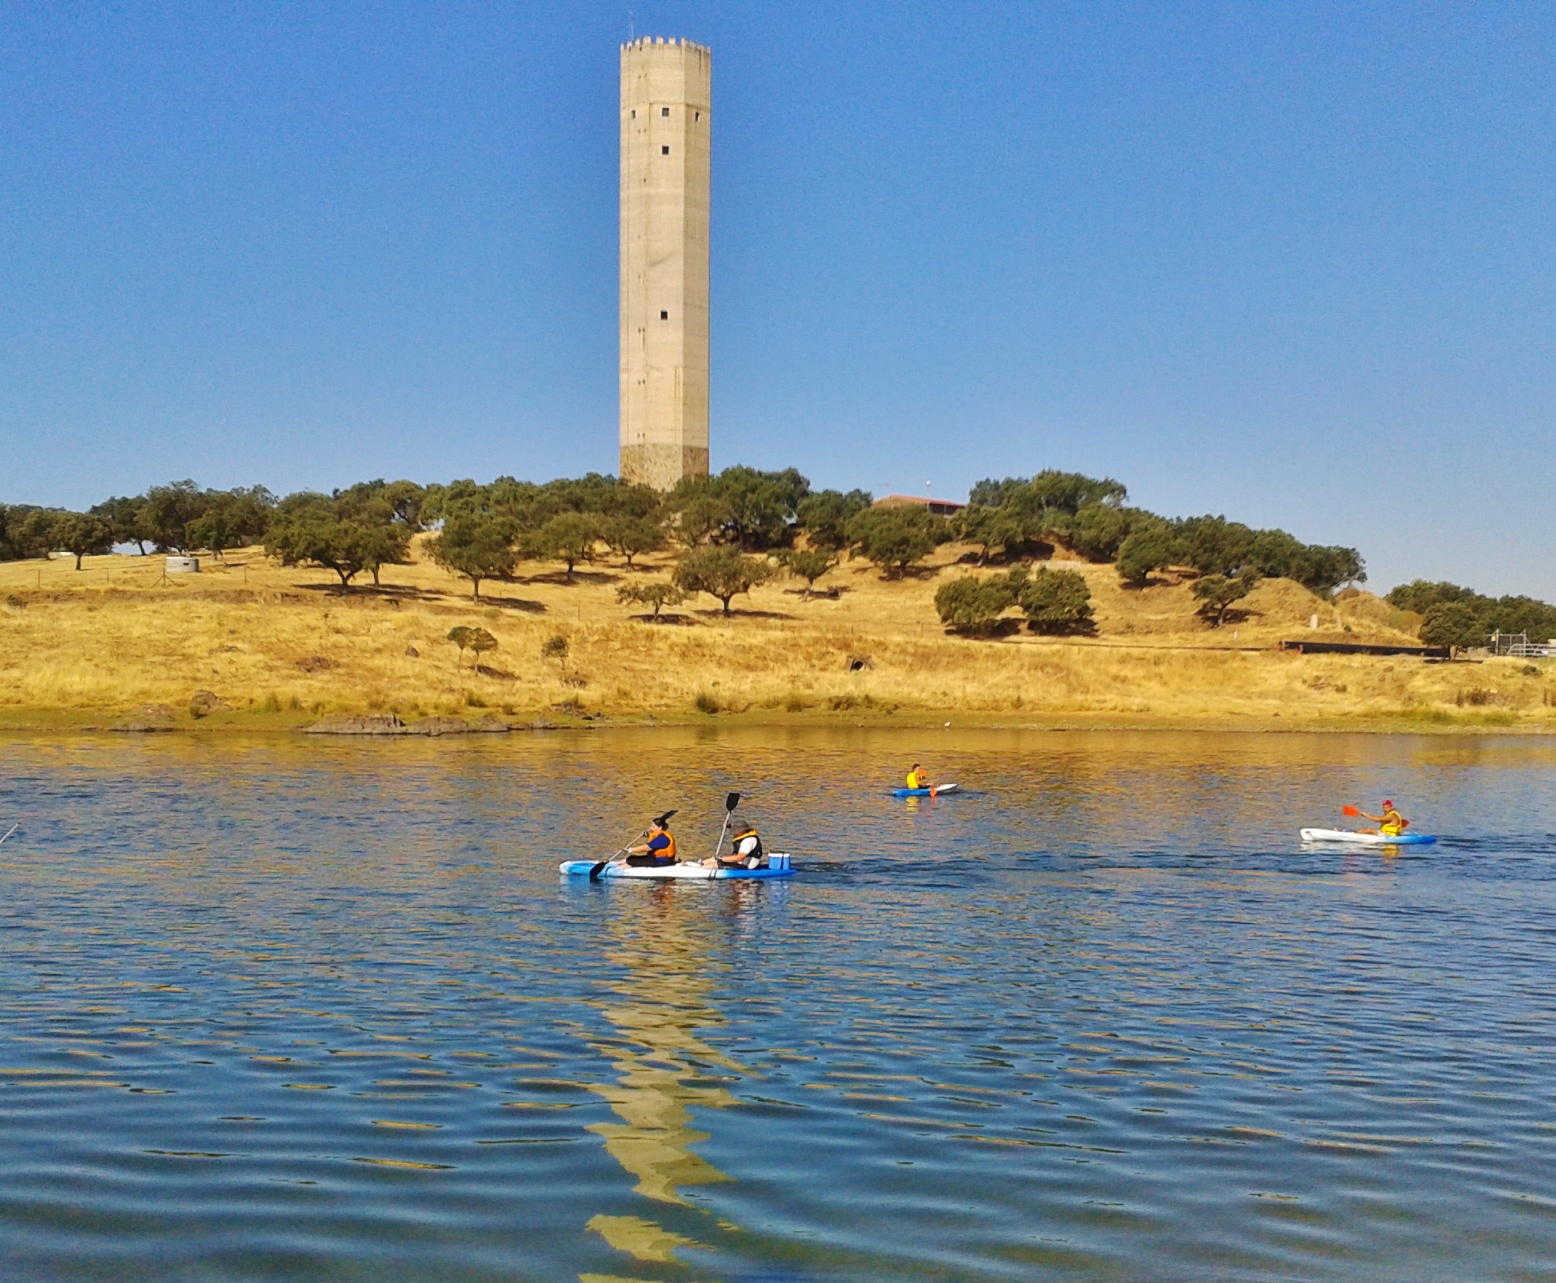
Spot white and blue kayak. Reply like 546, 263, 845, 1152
559, 853, 795, 880
890, 783, 960, 798
1300, 828, 1437, 846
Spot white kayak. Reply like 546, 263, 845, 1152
559, 853, 795, 880
1299, 828, 1437, 846
891, 783, 959, 798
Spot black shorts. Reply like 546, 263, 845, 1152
625, 854, 672, 867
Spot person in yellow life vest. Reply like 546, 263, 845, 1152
906, 763, 933, 791
1358, 800, 1409, 837
706, 820, 765, 870
624, 812, 678, 866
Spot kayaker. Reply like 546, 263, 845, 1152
706, 820, 765, 870
624, 813, 678, 867
1357, 800, 1409, 837
905, 763, 933, 791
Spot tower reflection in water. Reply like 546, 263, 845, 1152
582, 881, 768, 1280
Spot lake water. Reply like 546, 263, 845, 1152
1, 727, 1555, 1282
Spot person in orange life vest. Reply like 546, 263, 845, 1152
625, 813, 678, 866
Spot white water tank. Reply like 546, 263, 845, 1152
166, 556, 200, 574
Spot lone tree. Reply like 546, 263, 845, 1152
524, 512, 603, 582
1192, 570, 1260, 627
779, 548, 837, 597
602, 515, 667, 567
954, 505, 1037, 565
51, 513, 115, 570
90, 496, 153, 554
1115, 520, 1184, 586
467, 627, 498, 669
844, 505, 948, 579
1018, 567, 1095, 635
795, 489, 872, 551
141, 480, 209, 553
616, 581, 686, 619
540, 634, 570, 676
428, 513, 517, 599
448, 625, 475, 666
1420, 601, 1485, 650
934, 574, 1019, 637
265, 498, 411, 590
673, 546, 777, 616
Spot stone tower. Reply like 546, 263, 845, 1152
619, 37, 711, 491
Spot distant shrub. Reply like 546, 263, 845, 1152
1192, 571, 1260, 627
1420, 602, 1484, 650
695, 691, 720, 714
1018, 567, 1094, 635
616, 580, 685, 618
778, 548, 837, 595
934, 574, 1017, 636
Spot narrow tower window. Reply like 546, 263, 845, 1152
661, 106, 670, 117
661, 145, 670, 155
660, 311, 669, 320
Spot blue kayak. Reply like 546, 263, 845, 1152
890, 783, 959, 798
1300, 828, 1437, 846
559, 854, 795, 880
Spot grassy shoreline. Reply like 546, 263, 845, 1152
2, 537, 1552, 735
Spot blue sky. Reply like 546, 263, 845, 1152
1, 2, 1552, 597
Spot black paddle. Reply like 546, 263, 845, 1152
589, 809, 678, 882
711, 792, 741, 862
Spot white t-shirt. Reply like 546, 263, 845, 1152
734, 834, 761, 859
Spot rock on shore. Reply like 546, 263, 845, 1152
304, 714, 511, 736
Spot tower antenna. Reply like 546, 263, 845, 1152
628, 9, 634, 40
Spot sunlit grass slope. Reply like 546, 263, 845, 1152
0, 538, 1552, 730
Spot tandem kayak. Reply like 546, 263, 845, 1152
890, 783, 960, 798
1299, 829, 1438, 846
559, 853, 796, 880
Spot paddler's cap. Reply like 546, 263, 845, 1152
651, 810, 676, 828
1383, 799, 1394, 808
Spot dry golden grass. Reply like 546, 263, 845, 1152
1, 537, 1552, 731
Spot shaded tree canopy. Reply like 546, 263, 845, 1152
1016, 566, 1095, 635
1192, 570, 1261, 627
779, 548, 837, 594
616, 580, 686, 618
934, 573, 1020, 636
845, 505, 949, 578
51, 513, 115, 569
427, 511, 518, 599
668, 466, 810, 550
523, 512, 604, 581
266, 492, 412, 590
672, 545, 777, 615
1390, 580, 1556, 646
795, 489, 872, 552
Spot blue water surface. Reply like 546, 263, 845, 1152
0, 727, 1553, 1282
